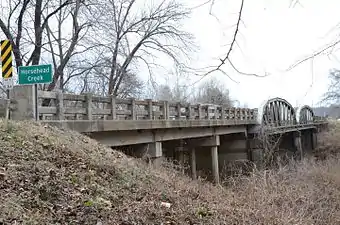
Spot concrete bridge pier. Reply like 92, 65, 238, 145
148, 142, 163, 166
187, 135, 220, 184
190, 147, 197, 180
175, 139, 186, 168
133, 142, 164, 167
218, 133, 250, 175
312, 129, 318, 150
293, 132, 303, 160
298, 129, 318, 157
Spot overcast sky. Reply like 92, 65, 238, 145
150, 0, 340, 108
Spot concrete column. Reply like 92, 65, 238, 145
311, 130, 318, 150
190, 148, 197, 180
148, 142, 162, 156
186, 135, 220, 183
211, 146, 219, 184
135, 142, 163, 167
175, 139, 186, 167
294, 132, 303, 159
149, 142, 163, 167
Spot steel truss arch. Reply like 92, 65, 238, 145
257, 97, 297, 127
296, 105, 314, 124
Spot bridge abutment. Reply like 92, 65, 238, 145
9, 85, 35, 120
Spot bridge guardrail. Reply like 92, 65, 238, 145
37, 91, 258, 122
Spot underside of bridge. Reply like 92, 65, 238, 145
115, 97, 326, 184
116, 127, 321, 184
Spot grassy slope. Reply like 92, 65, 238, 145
0, 120, 339, 224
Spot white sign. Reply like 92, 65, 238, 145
3, 77, 14, 90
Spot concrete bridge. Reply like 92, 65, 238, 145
8, 86, 328, 183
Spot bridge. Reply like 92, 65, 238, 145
7, 86, 328, 183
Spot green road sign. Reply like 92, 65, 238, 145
18, 64, 52, 85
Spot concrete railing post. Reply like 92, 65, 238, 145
84, 93, 93, 120
146, 99, 153, 120
56, 91, 64, 120
214, 106, 219, 119
204, 106, 209, 120
221, 106, 225, 120
110, 96, 116, 120
130, 98, 136, 120
162, 101, 169, 120
198, 104, 203, 120
176, 102, 181, 120
187, 104, 193, 120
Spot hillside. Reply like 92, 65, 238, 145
0, 120, 340, 224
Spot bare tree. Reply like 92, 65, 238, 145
153, 65, 191, 102
321, 69, 340, 104
193, 77, 233, 106
44, 0, 91, 92
86, 0, 194, 96
115, 70, 145, 99
155, 84, 173, 101
0, 0, 72, 67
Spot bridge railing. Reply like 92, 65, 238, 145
314, 116, 328, 122
38, 91, 258, 121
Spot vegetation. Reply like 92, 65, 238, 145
0, 120, 339, 224
0, 0, 248, 100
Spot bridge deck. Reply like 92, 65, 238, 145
249, 122, 328, 135
43, 119, 258, 133
42, 119, 328, 135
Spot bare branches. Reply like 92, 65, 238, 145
217, 0, 244, 69
194, 0, 267, 82
287, 39, 340, 71
0, 0, 199, 100
320, 69, 340, 105
194, 77, 233, 106
87, 0, 194, 96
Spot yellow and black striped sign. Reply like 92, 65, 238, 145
0, 40, 13, 79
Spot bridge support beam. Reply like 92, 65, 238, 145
211, 146, 219, 184
311, 130, 318, 150
134, 142, 163, 167
190, 148, 197, 180
175, 139, 186, 167
149, 142, 163, 166
187, 135, 220, 184
293, 132, 303, 159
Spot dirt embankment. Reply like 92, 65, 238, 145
0, 120, 339, 224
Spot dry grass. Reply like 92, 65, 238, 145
314, 120, 340, 160
0, 120, 339, 224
